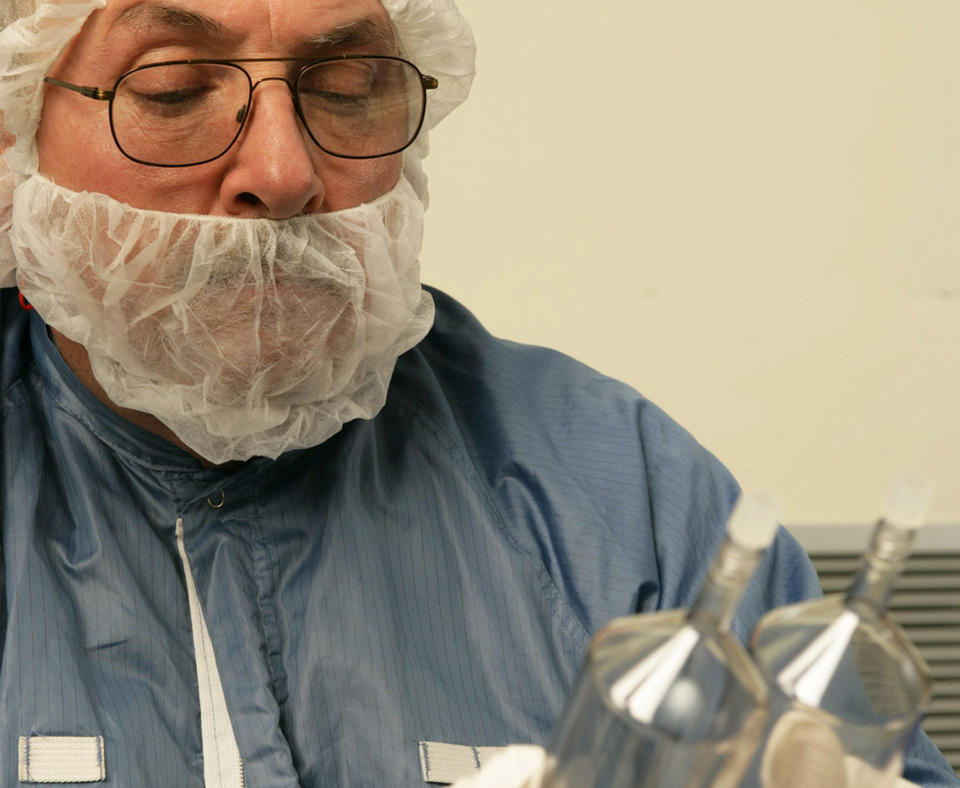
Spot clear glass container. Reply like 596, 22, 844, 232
542, 493, 779, 788
746, 511, 933, 788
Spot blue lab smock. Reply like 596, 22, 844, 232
1, 286, 956, 786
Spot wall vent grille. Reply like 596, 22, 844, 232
807, 550, 960, 777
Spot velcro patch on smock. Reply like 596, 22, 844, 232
18, 736, 106, 783
418, 741, 504, 784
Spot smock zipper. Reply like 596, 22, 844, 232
175, 517, 245, 788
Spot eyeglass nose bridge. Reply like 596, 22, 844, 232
235, 75, 299, 127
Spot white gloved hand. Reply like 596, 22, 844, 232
452, 744, 920, 788
450, 745, 547, 788
446, 742, 921, 788
760, 709, 923, 788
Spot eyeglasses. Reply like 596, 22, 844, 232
44, 56, 439, 167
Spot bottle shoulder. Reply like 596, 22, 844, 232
749, 595, 932, 724
586, 614, 769, 740
751, 593, 927, 669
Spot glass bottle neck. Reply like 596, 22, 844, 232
687, 539, 762, 633
844, 519, 916, 612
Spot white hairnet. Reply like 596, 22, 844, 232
0, 0, 476, 287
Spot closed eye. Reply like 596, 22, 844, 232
300, 89, 371, 114
133, 85, 214, 105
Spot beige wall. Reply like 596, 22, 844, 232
418, 0, 960, 525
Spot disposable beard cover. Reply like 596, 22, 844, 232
12, 172, 434, 464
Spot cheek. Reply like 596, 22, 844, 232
37, 99, 221, 213
37, 96, 115, 189
318, 153, 403, 211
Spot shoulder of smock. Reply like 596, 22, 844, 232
391, 286, 757, 635
1, 287, 31, 405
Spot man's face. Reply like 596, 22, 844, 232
36, 0, 402, 217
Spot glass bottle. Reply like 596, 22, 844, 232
746, 477, 934, 788
542, 491, 782, 788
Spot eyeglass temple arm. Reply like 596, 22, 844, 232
421, 75, 439, 90
43, 77, 115, 101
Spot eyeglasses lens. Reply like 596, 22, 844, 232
111, 59, 423, 166
298, 59, 422, 158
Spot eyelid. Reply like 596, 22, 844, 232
125, 51, 205, 75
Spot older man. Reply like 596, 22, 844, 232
0, 1, 956, 786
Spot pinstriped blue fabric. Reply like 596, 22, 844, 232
1, 286, 956, 786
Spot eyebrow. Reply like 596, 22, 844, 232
110, 2, 397, 55
114, 2, 239, 43
298, 19, 399, 55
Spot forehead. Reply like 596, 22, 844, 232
78, 0, 394, 57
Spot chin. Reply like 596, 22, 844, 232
120, 272, 365, 403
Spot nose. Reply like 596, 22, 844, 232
218, 78, 324, 218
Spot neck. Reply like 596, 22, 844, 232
51, 328, 230, 469
687, 539, 762, 633
844, 520, 915, 612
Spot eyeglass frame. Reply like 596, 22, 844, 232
44, 55, 440, 168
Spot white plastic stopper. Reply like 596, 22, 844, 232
882, 475, 934, 530
727, 490, 783, 550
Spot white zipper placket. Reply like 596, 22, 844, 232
175, 517, 245, 788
